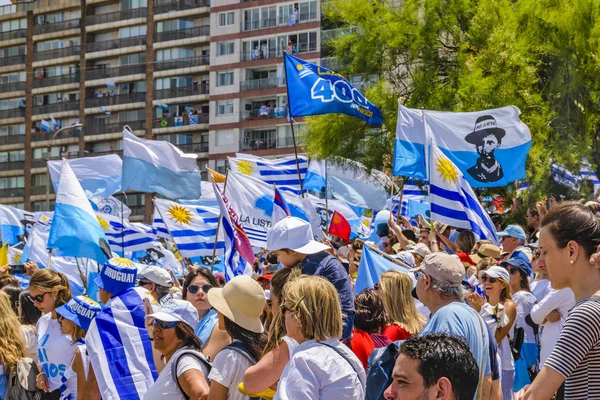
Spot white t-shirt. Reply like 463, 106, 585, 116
144, 347, 209, 400
208, 343, 253, 400
531, 279, 551, 303
20, 324, 38, 363
275, 338, 366, 400
511, 291, 538, 344
36, 313, 77, 391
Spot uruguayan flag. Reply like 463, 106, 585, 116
48, 160, 111, 264
225, 171, 322, 247
189, 114, 199, 125
516, 181, 531, 194
551, 164, 581, 191
394, 103, 532, 188
355, 245, 409, 294
48, 155, 123, 198
0, 205, 51, 245
153, 198, 224, 259
41, 119, 51, 132
272, 187, 291, 225
96, 212, 158, 255
581, 159, 600, 194
229, 154, 308, 195
122, 130, 201, 200
86, 287, 157, 400
213, 182, 254, 281
387, 180, 428, 216
429, 143, 497, 242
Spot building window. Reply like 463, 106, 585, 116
216, 100, 233, 116
121, 0, 147, 10
31, 174, 47, 186
0, 124, 24, 137
217, 72, 234, 87
32, 201, 54, 212
217, 41, 234, 56
0, 176, 24, 189
0, 19, 26, 33
156, 48, 195, 61
215, 159, 226, 174
119, 25, 146, 39
218, 12, 234, 27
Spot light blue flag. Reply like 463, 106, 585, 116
50, 116, 60, 130
99, 106, 111, 115
122, 130, 201, 200
48, 160, 111, 264
48, 155, 123, 198
551, 164, 581, 191
581, 158, 600, 194
303, 159, 327, 193
105, 81, 117, 89
229, 154, 308, 195
41, 119, 51, 132
386, 179, 428, 216
354, 245, 409, 294
394, 103, 532, 188
0, 205, 51, 245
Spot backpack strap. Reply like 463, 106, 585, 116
171, 349, 211, 400
224, 341, 258, 365
318, 341, 365, 388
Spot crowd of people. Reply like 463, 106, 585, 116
1, 199, 600, 400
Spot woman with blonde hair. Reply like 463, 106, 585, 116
29, 269, 75, 399
379, 270, 426, 341
276, 275, 365, 399
0, 290, 27, 399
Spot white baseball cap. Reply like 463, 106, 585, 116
408, 242, 432, 259
140, 266, 172, 287
267, 217, 329, 254
147, 299, 198, 330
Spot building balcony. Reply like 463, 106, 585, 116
31, 127, 80, 142
0, 54, 26, 68
86, 8, 147, 26
241, 108, 287, 122
33, 46, 80, 62
33, 73, 80, 89
85, 149, 123, 157
0, 188, 24, 198
155, 26, 210, 43
242, 13, 317, 32
0, 82, 25, 93
86, 36, 146, 53
33, 19, 81, 36
240, 77, 285, 92
0, 2, 31, 16
155, 55, 209, 72
176, 142, 209, 153
241, 137, 278, 151
32, 101, 79, 115
0, 135, 25, 146
154, 85, 208, 100
86, 92, 146, 108
86, 120, 145, 136
153, 114, 208, 129
154, 0, 210, 14
86, 64, 146, 81
240, 42, 318, 62
0, 30, 26, 42
31, 185, 50, 196
0, 161, 24, 171
0, 108, 24, 120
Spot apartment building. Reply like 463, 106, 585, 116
0, 0, 329, 222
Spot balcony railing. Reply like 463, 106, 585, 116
0, 108, 24, 120
86, 120, 145, 136
87, 8, 147, 26
86, 92, 146, 108
241, 137, 278, 151
0, 82, 25, 93
0, 161, 24, 171
241, 107, 287, 121
277, 12, 317, 26
155, 55, 209, 71
85, 150, 123, 158
0, 30, 26, 42
153, 113, 208, 128
176, 142, 209, 153
33, 19, 81, 35
154, 0, 210, 14
0, 135, 25, 146
240, 77, 285, 92
31, 126, 81, 142
33, 73, 79, 89
86, 64, 146, 80
155, 26, 210, 43
154, 85, 208, 100
33, 46, 80, 62
31, 185, 49, 196
86, 36, 146, 53
0, 54, 26, 67
0, 188, 24, 198
32, 101, 79, 115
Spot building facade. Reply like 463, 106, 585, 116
0, 0, 327, 221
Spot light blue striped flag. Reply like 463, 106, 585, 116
387, 179, 428, 216
96, 212, 158, 255
86, 286, 157, 399
152, 198, 224, 259
551, 164, 581, 191
429, 143, 498, 243
581, 158, 600, 194
229, 154, 308, 195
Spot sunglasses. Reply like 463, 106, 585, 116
28, 292, 48, 303
507, 267, 520, 275
480, 275, 498, 283
138, 280, 153, 287
153, 320, 177, 329
188, 284, 213, 295
280, 295, 305, 315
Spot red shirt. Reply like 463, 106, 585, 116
383, 324, 413, 342
346, 329, 392, 369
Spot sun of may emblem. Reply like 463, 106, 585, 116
96, 216, 109, 231
12, 252, 21, 265
237, 160, 255, 175
168, 204, 193, 225
436, 156, 459, 183
111, 258, 135, 267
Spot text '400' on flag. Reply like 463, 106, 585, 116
394, 104, 531, 188
284, 52, 383, 125
429, 143, 497, 243
121, 130, 201, 200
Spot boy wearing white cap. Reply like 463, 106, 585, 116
267, 217, 355, 339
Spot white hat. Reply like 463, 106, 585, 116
266, 217, 329, 255
408, 242, 431, 259
394, 251, 416, 269
147, 299, 198, 330
141, 266, 172, 287
480, 266, 510, 283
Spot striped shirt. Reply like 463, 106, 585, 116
545, 296, 600, 399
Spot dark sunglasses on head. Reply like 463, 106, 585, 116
480, 275, 498, 283
28, 292, 48, 303
153, 319, 177, 329
188, 284, 213, 295
280, 295, 305, 315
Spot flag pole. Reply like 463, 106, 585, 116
396, 178, 406, 219
210, 168, 230, 273
152, 200, 183, 268
422, 107, 434, 231
324, 159, 329, 227
283, 50, 305, 198
120, 191, 128, 256
356, 239, 413, 270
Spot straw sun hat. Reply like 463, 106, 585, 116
207, 275, 266, 334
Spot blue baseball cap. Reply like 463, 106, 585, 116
501, 257, 532, 276
56, 295, 102, 331
497, 224, 527, 241
94, 257, 138, 295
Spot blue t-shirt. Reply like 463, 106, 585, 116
420, 302, 491, 380
302, 252, 355, 313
